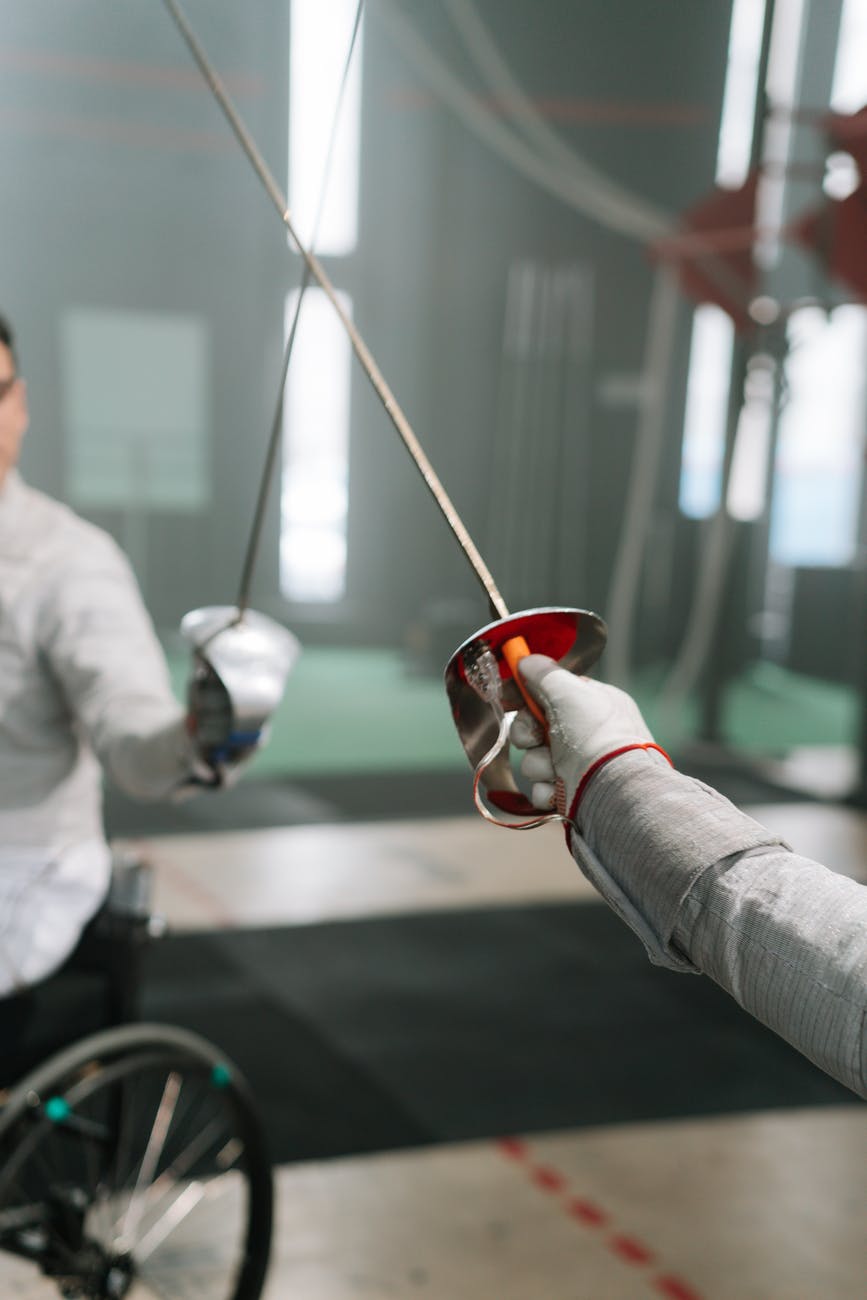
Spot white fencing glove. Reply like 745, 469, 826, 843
510, 654, 671, 825
185, 658, 255, 786
182, 606, 300, 788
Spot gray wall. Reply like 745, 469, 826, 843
348, 0, 731, 647
3, 0, 290, 628
2, 0, 730, 654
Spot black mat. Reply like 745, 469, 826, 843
104, 754, 813, 838
140, 902, 859, 1165
103, 770, 479, 836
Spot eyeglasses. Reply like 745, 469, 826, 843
0, 375, 17, 401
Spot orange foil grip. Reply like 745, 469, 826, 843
502, 635, 547, 728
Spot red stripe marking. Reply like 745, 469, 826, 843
567, 1198, 608, 1227
0, 47, 263, 95
388, 88, 710, 126
610, 1235, 655, 1265
496, 1137, 527, 1161
655, 1277, 705, 1300
495, 1139, 706, 1299
531, 1166, 567, 1193
0, 108, 236, 154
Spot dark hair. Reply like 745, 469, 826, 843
0, 314, 17, 370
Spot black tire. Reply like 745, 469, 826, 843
0, 1022, 273, 1299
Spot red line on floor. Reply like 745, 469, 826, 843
655, 1276, 705, 1300
566, 1197, 608, 1227
494, 1136, 706, 1299
610, 1234, 655, 1265
497, 1137, 527, 1161
531, 1165, 567, 1193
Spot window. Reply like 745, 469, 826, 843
715, 0, 768, 189
678, 305, 735, 518
282, 0, 362, 602
769, 306, 867, 567
281, 288, 352, 602
61, 307, 209, 511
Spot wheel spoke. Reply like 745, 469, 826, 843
117, 1071, 182, 1249
131, 1153, 244, 1265
133, 1178, 207, 1263
113, 1113, 226, 1239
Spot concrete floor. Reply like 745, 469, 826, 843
3, 801, 866, 1297
137, 801, 865, 1299
264, 1108, 866, 1300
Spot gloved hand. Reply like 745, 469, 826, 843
510, 654, 670, 822
181, 605, 300, 788
186, 656, 263, 785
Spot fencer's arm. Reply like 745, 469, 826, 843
514, 656, 867, 1098
38, 533, 196, 799
578, 751, 867, 1099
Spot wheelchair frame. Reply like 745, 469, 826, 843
0, 856, 274, 1299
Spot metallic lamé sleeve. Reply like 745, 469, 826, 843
574, 751, 867, 1098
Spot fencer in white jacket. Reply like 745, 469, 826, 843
0, 316, 295, 996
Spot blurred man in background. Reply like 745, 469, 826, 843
0, 312, 292, 1006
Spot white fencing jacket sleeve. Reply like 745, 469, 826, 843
572, 750, 867, 1099
35, 510, 192, 802
0, 471, 195, 993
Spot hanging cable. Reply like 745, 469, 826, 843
376, 0, 668, 242
401, 0, 766, 690
436, 0, 683, 685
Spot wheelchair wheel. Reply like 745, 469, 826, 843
0, 1023, 273, 1299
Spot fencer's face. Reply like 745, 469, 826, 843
0, 342, 28, 488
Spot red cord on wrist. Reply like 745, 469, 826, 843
567, 742, 672, 830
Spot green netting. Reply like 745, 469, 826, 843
166, 645, 860, 778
